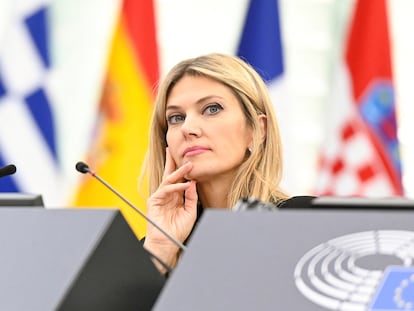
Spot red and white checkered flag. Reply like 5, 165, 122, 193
315, 0, 403, 197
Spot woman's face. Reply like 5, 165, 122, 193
165, 75, 253, 182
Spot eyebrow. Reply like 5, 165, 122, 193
166, 95, 224, 112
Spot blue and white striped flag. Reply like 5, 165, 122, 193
237, 0, 297, 194
0, 1, 62, 205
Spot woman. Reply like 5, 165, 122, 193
142, 53, 301, 274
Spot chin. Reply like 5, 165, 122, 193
184, 169, 205, 182
184, 169, 216, 183
184, 172, 198, 181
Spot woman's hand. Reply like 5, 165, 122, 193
143, 148, 198, 273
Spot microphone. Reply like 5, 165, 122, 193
0, 164, 16, 178
75, 161, 187, 252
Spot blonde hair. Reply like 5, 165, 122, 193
142, 53, 288, 207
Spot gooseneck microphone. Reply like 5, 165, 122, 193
75, 161, 187, 252
0, 164, 17, 178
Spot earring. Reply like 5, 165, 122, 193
248, 146, 253, 153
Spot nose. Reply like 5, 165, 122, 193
180, 114, 201, 137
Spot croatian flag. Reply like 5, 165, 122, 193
0, 1, 61, 204
237, 0, 297, 194
315, 0, 403, 196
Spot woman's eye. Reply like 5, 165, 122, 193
204, 103, 223, 115
167, 114, 184, 124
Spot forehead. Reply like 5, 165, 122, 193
167, 75, 236, 106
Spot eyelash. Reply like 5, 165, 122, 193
167, 114, 184, 124
166, 103, 224, 125
204, 103, 223, 115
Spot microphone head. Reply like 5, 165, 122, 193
0, 164, 17, 178
75, 161, 91, 174
8, 164, 16, 174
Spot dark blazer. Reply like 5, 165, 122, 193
277, 195, 316, 208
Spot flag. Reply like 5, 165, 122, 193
237, 0, 284, 82
315, 0, 403, 196
237, 0, 299, 194
73, 0, 159, 238
0, 1, 62, 204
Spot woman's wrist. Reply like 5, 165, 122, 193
143, 239, 181, 274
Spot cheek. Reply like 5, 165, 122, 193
226, 124, 251, 148
217, 133, 248, 161
166, 129, 178, 148
166, 131, 181, 164
165, 130, 171, 147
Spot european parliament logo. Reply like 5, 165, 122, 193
369, 266, 414, 310
294, 230, 414, 310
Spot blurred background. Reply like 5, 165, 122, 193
1, 0, 414, 236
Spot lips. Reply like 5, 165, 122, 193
183, 146, 210, 157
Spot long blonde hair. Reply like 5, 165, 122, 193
142, 53, 288, 207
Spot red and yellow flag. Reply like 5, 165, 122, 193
73, 0, 159, 238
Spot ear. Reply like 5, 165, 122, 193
247, 114, 267, 151
258, 114, 267, 142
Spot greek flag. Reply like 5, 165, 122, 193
0, 1, 61, 205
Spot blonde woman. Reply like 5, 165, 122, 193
142, 53, 311, 274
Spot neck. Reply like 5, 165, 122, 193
197, 179, 232, 209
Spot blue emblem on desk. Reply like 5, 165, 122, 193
294, 231, 414, 310
369, 266, 414, 310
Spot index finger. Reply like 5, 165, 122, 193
162, 147, 176, 180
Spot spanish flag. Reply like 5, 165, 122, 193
73, 0, 159, 238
